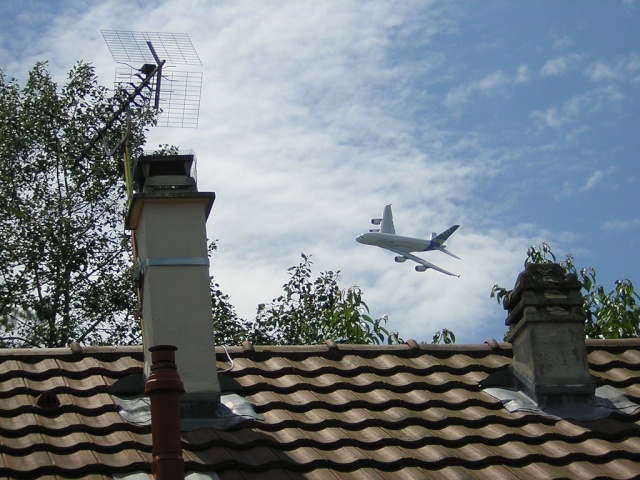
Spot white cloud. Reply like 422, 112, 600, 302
540, 54, 581, 77
587, 62, 623, 82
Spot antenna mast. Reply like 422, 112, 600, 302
100, 30, 204, 201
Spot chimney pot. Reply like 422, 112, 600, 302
144, 345, 185, 480
504, 263, 595, 399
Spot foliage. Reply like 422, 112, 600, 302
0, 62, 155, 347
431, 328, 456, 345
213, 254, 403, 346
210, 279, 251, 346
491, 242, 640, 339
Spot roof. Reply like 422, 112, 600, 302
2, 339, 640, 479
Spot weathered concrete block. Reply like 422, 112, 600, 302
504, 263, 594, 398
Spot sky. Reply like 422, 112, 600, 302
1, 0, 638, 344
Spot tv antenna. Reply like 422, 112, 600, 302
102, 30, 203, 128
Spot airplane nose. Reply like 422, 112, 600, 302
356, 235, 364, 243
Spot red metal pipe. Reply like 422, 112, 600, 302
144, 345, 185, 479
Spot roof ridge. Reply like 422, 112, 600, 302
0, 345, 143, 359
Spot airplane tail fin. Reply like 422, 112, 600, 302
431, 225, 459, 245
429, 225, 460, 259
379, 204, 395, 234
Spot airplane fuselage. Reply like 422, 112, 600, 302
356, 232, 431, 252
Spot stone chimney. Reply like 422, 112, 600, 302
126, 152, 220, 403
504, 263, 595, 400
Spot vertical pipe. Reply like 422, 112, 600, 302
144, 345, 185, 479
146, 41, 163, 110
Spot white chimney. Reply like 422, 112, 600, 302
126, 152, 220, 403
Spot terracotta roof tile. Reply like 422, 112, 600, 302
1, 341, 640, 478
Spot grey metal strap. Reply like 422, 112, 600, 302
134, 256, 209, 281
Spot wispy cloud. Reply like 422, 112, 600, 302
582, 167, 616, 191
587, 62, 623, 82
583, 170, 605, 191
444, 66, 530, 108
551, 34, 572, 51
530, 86, 625, 129
603, 219, 640, 231
586, 53, 640, 82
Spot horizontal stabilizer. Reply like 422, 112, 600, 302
439, 247, 461, 260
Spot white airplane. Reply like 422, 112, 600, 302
356, 204, 460, 277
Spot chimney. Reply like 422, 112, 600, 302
144, 345, 184, 479
504, 263, 595, 399
127, 152, 220, 403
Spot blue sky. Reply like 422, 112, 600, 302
1, 0, 638, 344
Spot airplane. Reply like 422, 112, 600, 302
356, 204, 461, 277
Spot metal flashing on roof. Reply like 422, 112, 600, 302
481, 368, 639, 421
112, 392, 261, 431
114, 472, 220, 480
112, 394, 152, 425
181, 392, 263, 431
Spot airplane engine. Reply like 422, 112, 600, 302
371, 218, 382, 225
394, 256, 407, 263
415, 265, 428, 272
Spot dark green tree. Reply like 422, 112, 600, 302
0, 62, 154, 347
210, 279, 250, 346
491, 242, 640, 339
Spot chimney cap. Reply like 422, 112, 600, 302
504, 263, 584, 328
133, 151, 198, 193
125, 191, 215, 230
505, 263, 581, 304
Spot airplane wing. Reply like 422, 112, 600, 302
386, 246, 460, 277
380, 204, 395, 234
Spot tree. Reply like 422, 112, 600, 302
0, 62, 154, 347
491, 242, 640, 339
212, 254, 401, 345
